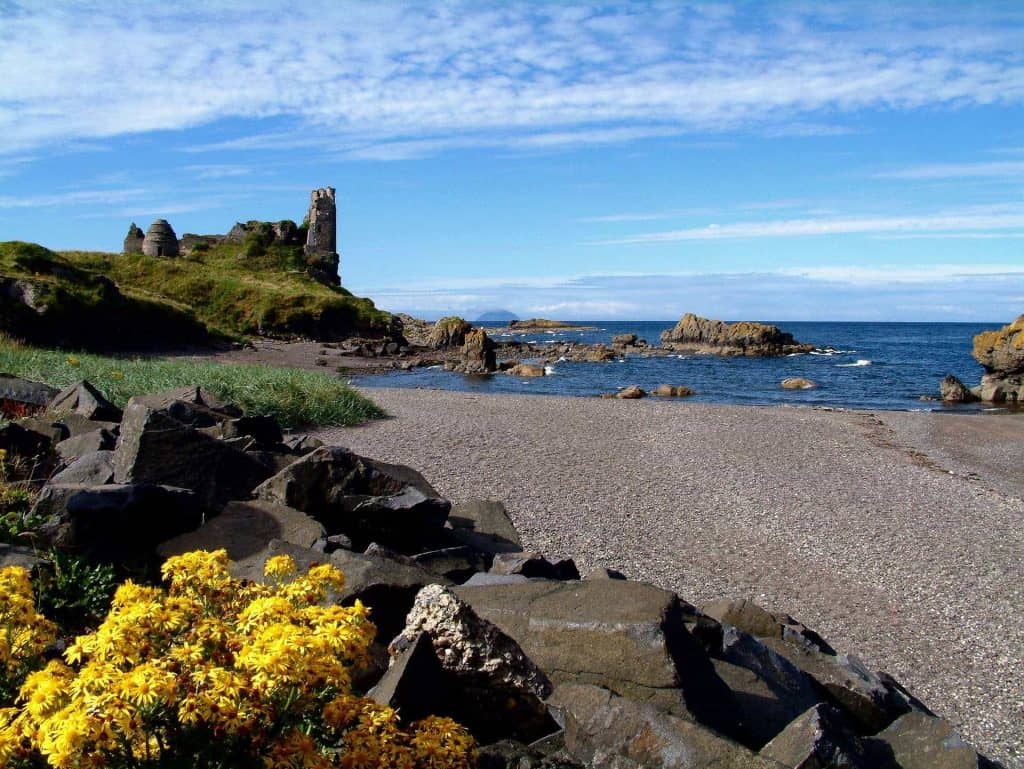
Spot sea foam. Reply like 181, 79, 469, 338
837, 359, 872, 367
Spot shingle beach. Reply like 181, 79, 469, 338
319, 387, 1024, 768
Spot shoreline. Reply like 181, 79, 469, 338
318, 387, 1024, 768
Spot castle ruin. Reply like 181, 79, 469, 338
120, 187, 341, 286
302, 187, 341, 286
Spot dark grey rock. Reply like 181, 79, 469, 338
0, 374, 58, 410
231, 539, 449, 644
478, 739, 582, 768
34, 483, 201, 565
716, 627, 825, 748
283, 434, 324, 453
447, 499, 524, 554
47, 380, 122, 422
462, 572, 531, 587
15, 417, 68, 445
702, 598, 835, 655
548, 683, 778, 769
157, 500, 325, 562
759, 703, 874, 768
49, 450, 115, 486
55, 428, 115, 463
0, 543, 46, 573
490, 552, 580, 580
455, 579, 744, 741
412, 545, 487, 582
389, 584, 556, 743
113, 400, 270, 510
53, 412, 119, 438
871, 712, 989, 769
583, 566, 627, 580
760, 637, 911, 734
253, 446, 450, 550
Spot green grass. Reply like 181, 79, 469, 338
0, 341, 385, 428
0, 239, 393, 345
58, 237, 391, 340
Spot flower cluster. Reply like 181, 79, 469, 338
0, 566, 57, 705
0, 551, 476, 769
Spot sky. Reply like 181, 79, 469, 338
1, 1, 1023, 321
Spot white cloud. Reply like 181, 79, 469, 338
0, 188, 149, 208
350, 265, 1024, 321
877, 161, 1024, 179
1, 2, 1023, 157
588, 207, 1024, 244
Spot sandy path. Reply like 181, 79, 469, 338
317, 388, 1024, 767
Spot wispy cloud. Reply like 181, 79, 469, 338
352, 265, 1024, 321
588, 207, 1024, 244
0, 188, 149, 209
2, 3, 1023, 158
877, 161, 1024, 179
184, 164, 253, 180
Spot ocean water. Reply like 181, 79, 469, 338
352, 321, 1003, 412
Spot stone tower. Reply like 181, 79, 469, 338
142, 219, 179, 257
304, 188, 340, 285
123, 223, 144, 254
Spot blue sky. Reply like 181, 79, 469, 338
1, 2, 1023, 321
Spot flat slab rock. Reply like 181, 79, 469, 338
157, 500, 326, 562
455, 578, 743, 740
548, 683, 779, 769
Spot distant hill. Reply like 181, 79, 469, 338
475, 309, 519, 323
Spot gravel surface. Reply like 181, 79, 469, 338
318, 388, 1024, 767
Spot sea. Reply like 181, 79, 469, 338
352, 321, 1006, 412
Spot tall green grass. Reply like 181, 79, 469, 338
0, 342, 385, 428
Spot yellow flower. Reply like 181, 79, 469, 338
263, 554, 298, 579
65, 355, 80, 367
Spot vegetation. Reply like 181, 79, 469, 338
0, 341, 385, 428
0, 242, 210, 350
0, 237, 393, 346
0, 551, 477, 768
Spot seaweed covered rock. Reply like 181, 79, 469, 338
972, 315, 1024, 403
661, 313, 814, 356
428, 316, 473, 349
448, 328, 497, 374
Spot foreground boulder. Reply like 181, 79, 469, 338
702, 598, 919, 735
157, 500, 325, 562
661, 314, 814, 356
113, 400, 271, 510
446, 500, 524, 555
382, 585, 556, 743
456, 578, 744, 741
548, 684, 778, 769
34, 483, 202, 565
231, 539, 449, 645
0, 374, 58, 417
254, 446, 451, 551
971, 315, 1024, 403
47, 380, 122, 422
507, 363, 546, 377
759, 703, 873, 768
871, 711, 993, 769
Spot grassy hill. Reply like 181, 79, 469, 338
0, 236, 392, 349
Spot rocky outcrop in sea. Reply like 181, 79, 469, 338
660, 313, 815, 356
0, 374, 1002, 769
971, 315, 1024, 404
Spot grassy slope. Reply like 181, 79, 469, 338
0, 341, 385, 428
0, 238, 391, 343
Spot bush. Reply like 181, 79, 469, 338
0, 552, 476, 768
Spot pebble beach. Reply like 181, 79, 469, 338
319, 387, 1024, 768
